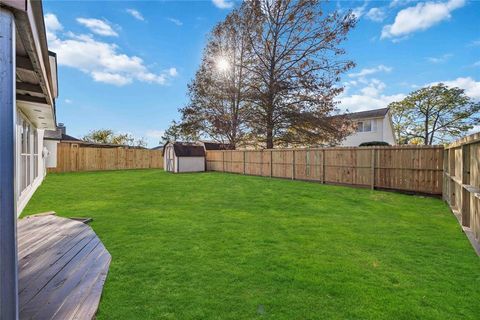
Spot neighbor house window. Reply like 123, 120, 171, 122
356, 119, 377, 133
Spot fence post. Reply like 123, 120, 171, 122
321, 149, 325, 184
371, 148, 376, 190
260, 150, 263, 176
222, 151, 225, 172
270, 150, 273, 178
292, 150, 295, 180
243, 150, 246, 175
443, 149, 448, 202
461, 144, 470, 227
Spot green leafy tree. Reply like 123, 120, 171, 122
83, 129, 147, 147
390, 84, 480, 145
160, 120, 198, 144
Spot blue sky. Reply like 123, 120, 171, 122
43, 0, 480, 147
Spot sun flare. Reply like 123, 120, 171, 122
215, 56, 230, 72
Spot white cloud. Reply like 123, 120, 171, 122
473, 61, 480, 67
468, 39, 480, 47
76, 18, 118, 37
352, 2, 368, 19
429, 77, 480, 100
366, 8, 386, 22
45, 14, 176, 86
389, 0, 416, 8
168, 67, 178, 77
212, 0, 234, 9
64, 98, 73, 104
427, 53, 453, 63
44, 13, 63, 39
167, 18, 183, 26
339, 78, 406, 112
381, 0, 465, 39
126, 9, 144, 21
348, 65, 392, 78
92, 71, 132, 86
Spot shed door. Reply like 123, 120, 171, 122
166, 146, 175, 172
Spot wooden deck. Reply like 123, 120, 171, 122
17, 213, 111, 320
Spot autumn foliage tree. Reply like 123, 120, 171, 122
179, 3, 257, 148
390, 84, 480, 145
245, 0, 356, 148
167, 0, 356, 149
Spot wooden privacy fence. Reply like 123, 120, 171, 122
48, 143, 163, 173
206, 146, 444, 195
443, 132, 480, 249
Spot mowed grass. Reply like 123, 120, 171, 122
22, 170, 479, 319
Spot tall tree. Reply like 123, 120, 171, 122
160, 120, 197, 144
179, 4, 257, 148
83, 129, 147, 147
245, 0, 356, 148
389, 84, 480, 145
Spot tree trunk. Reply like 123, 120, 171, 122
424, 115, 429, 145
266, 126, 273, 149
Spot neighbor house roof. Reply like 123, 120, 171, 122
44, 124, 81, 142
44, 130, 81, 141
162, 142, 206, 157
346, 107, 389, 120
202, 142, 234, 150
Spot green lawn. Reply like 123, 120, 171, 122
23, 170, 479, 319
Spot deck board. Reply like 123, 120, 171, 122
18, 215, 111, 320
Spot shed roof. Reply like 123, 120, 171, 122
163, 142, 206, 157
347, 107, 389, 120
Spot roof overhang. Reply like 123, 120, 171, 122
2, 0, 58, 129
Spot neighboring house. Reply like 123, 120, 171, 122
162, 142, 206, 173
340, 107, 396, 146
44, 123, 81, 168
1, 0, 59, 316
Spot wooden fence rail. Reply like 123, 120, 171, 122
206, 146, 444, 195
443, 132, 480, 251
48, 143, 163, 173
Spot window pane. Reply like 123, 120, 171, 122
364, 120, 372, 132
34, 129, 38, 154
356, 121, 363, 132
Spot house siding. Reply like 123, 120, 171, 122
341, 117, 396, 146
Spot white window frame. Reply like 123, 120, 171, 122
356, 119, 377, 133
18, 112, 39, 198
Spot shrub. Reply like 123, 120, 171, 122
359, 141, 390, 146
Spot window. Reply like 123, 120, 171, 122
19, 115, 39, 195
356, 119, 377, 133
364, 121, 372, 132
33, 129, 39, 179
20, 120, 31, 192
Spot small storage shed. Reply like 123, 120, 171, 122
163, 142, 206, 173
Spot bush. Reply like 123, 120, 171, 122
359, 141, 390, 146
